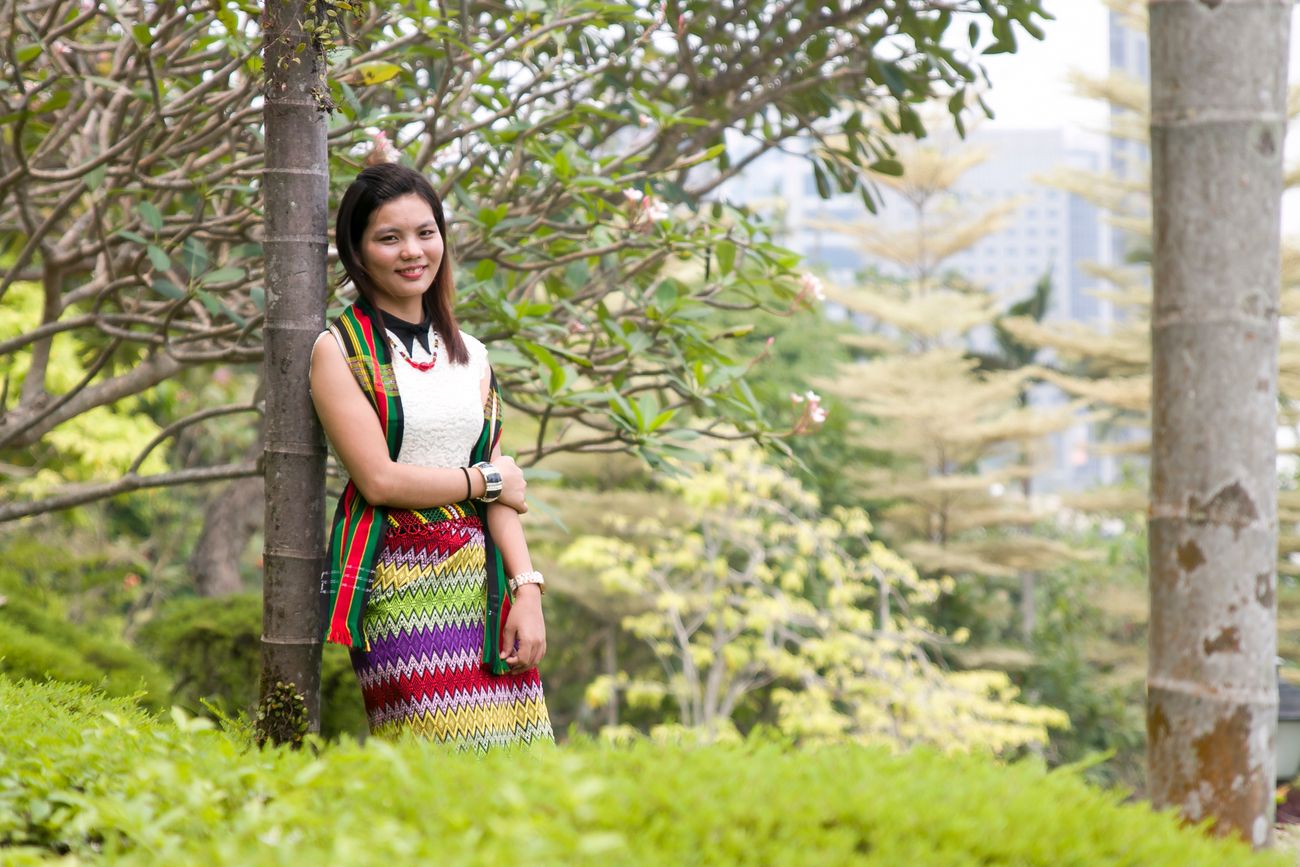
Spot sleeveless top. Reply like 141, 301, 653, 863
318, 326, 490, 469
388, 328, 490, 468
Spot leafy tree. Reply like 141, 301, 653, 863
560, 444, 1067, 752
0, 0, 1051, 522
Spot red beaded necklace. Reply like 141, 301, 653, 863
390, 331, 439, 372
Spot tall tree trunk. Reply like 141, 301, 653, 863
259, 0, 329, 735
1147, 0, 1287, 846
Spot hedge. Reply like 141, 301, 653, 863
0, 586, 169, 710
134, 593, 367, 738
0, 677, 1287, 866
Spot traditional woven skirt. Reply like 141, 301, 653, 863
349, 503, 554, 747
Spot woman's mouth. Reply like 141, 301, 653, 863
396, 265, 426, 280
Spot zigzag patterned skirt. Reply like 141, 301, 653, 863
349, 503, 554, 747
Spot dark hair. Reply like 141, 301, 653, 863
335, 163, 468, 364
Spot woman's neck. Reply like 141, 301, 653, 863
372, 297, 424, 323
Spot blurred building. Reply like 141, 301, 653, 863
719, 127, 1113, 494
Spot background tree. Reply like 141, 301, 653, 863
559, 444, 1068, 751
1146, 0, 1288, 846
814, 140, 1084, 636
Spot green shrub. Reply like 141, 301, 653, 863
0, 591, 169, 708
0, 676, 1287, 866
135, 593, 367, 739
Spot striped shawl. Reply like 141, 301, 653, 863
320, 298, 512, 675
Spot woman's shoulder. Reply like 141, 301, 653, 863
458, 329, 487, 356
455, 329, 489, 374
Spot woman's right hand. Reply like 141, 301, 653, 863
492, 455, 528, 514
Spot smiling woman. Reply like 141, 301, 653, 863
308, 159, 554, 747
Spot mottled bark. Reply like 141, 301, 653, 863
259, 0, 329, 733
1147, 0, 1288, 847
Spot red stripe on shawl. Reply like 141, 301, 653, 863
358, 313, 388, 433
327, 494, 374, 646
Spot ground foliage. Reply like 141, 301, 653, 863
0, 676, 1285, 866
134, 593, 367, 740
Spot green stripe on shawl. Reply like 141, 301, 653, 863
472, 373, 511, 675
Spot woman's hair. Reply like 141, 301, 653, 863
335, 162, 468, 365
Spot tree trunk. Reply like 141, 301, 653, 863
1147, 0, 1287, 846
193, 412, 266, 597
259, 0, 329, 735
603, 626, 619, 728
1019, 571, 1036, 644
192, 475, 264, 596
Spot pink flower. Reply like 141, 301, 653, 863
799, 273, 825, 301
369, 131, 399, 165
622, 188, 670, 228
644, 198, 669, 222
791, 390, 828, 435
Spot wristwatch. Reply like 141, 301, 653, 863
473, 461, 503, 503
509, 570, 546, 595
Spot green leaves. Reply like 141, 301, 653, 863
354, 61, 402, 85
4, 675, 1279, 866
138, 201, 164, 233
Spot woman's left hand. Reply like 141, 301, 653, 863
501, 585, 546, 673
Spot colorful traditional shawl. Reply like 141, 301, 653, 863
320, 298, 512, 675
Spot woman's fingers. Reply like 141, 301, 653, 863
507, 635, 546, 672
500, 621, 519, 663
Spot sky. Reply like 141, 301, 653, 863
976, 0, 1110, 148
972, 0, 1300, 228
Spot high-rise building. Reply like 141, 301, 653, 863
719, 128, 1112, 492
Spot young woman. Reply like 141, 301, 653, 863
310, 160, 553, 746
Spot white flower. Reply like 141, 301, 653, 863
805, 390, 820, 403
644, 199, 670, 222
811, 406, 828, 424
369, 130, 399, 164
623, 188, 645, 204
790, 392, 804, 404
799, 272, 825, 302
638, 114, 652, 127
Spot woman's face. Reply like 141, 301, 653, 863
359, 192, 444, 316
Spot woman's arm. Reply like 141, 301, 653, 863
479, 362, 546, 672
488, 480, 545, 672
310, 333, 526, 511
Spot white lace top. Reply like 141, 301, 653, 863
317, 326, 489, 469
